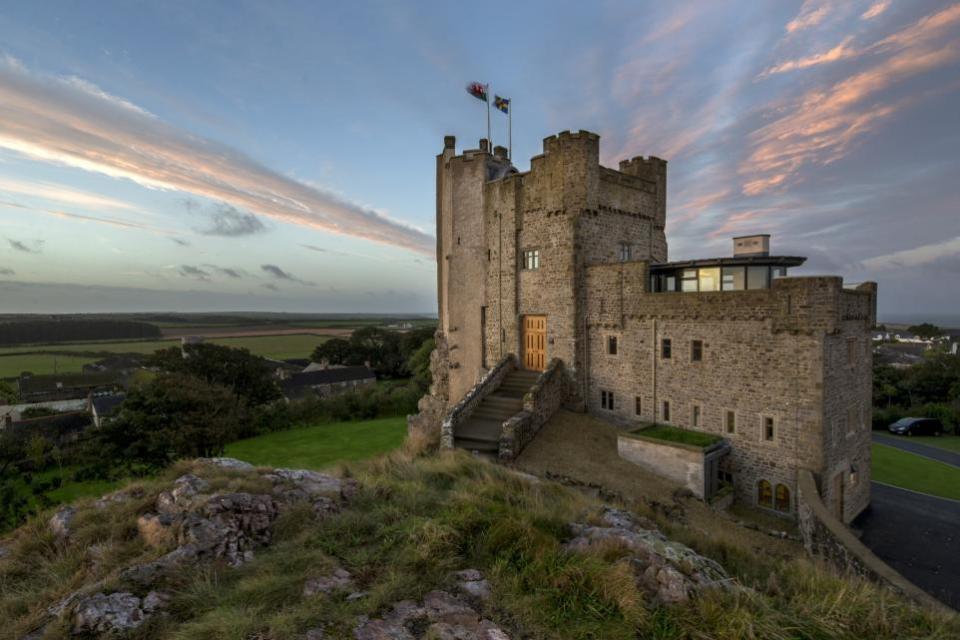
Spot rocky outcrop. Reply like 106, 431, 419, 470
71, 591, 168, 635
303, 568, 355, 597
565, 507, 734, 604
48, 506, 75, 540
354, 589, 509, 640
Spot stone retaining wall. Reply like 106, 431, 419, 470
500, 358, 570, 459
617, 432, 728, 499
796, 470, 951, 613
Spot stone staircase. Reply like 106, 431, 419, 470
453, 369, 541, 454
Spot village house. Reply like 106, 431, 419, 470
412, 131, 877, 524
280, 365, 377, 401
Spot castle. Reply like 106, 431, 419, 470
413, 130, 876, 524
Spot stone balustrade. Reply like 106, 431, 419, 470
499, 358, 570, 459
440, 354, 516, 449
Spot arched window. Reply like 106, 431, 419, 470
757, 480, 773, 508
775, 484, 791, 512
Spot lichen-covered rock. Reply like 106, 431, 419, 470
566, 507, 732, 604
71, 592, 148, 634
204, 457, 255, 471
265, 468, 356, 500
157, 474, 210, 514
94, 486, 145, 510
355, 591, 510, 640
450, 569, 491, 601
49, 506, 75, 539
303, 568, 354, 596
179, 492, 278, 566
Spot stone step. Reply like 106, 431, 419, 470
455, 418, 502, 442
482, 394, 524, 407
472, 407, 514, 420
454, 437, 499, 453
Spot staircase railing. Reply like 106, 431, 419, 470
440, 354, 516, 449
499, 358, 569, 460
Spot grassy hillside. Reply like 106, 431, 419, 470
0, 440, 956, 639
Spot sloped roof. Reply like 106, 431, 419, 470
281, 366, 376, 393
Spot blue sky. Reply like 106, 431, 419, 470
0, 1, 957, 318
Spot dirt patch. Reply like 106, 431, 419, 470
513, 410, 801, 558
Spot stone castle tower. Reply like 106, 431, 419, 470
414, 130, 876, 525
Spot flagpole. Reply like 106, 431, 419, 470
508, 101, 512, 161
486, 84, 491, 150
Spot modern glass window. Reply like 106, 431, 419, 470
601, 390, 614, 411
692, 404, 701, 428
747, 266, 769, 290
607, 336, 618, 355
681, 269, 698, 292
698, 267, 721, 292
661, 338, 672, 359
662, 400, 671, 422
721, 266, 746, 291
763, 416, 775, 441
665, 275, 676, 292
771, 266, 787, 279
691, 340, 703, 362
522, 249, 540, 270
725, 410, 736, 434
758, 480, 773, 508
635, 396, 642, 416
619, 243, 632, 262
775, 484, 791, 512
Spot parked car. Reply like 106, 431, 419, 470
888, 417, 944, 436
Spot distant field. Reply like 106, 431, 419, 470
0, 333, 333, 378
871, 443, 960, 500
224, 417, 407, 470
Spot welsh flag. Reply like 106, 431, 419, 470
465, 82, 488, 102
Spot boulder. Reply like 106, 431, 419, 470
265, 468, 356, 500
204, 457, 255, 471
94, 486, 144, 510
303, 568, 354, 597
450, 569, 491, 601
353, 591, 511, 640
71, 592, 149, 634
49, 506, 75, 540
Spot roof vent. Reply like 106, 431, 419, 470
732, 234, 770, 257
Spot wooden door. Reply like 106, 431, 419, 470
523, 315, 547, 371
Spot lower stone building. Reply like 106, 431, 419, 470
411, 130, 876, 524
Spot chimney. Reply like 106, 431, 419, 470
732, 234, 770, 257
479, 138, 490, 153
493, 145, 508, 159
443, 135, 456, 150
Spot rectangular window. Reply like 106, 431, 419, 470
661, 338, 672, 359
691, 340, 703, 362
747, 266, 769, 290
721, 266, 745, 291
725, 410, 736, 434
607, 336, 618, 355
698, 267, 721, 292
522, 249, 540, 270
635, 396, 642, 416
763, 416, 775, 442
601, 390, 615, 411
692, 404, 701, 428
665, 275, 676, 292
619, 243, 632, 262
681, 269, 698, 292
662, 400, 671, 422
771, 266, 787, 279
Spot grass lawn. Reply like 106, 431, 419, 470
630, 423, 723, 448
907, 435, 960, 454
871, 442, 960, 500
224, 416, 407, 470
0, 353, 98, 378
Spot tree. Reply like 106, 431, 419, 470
85, 372, 243, 473
0, 380, 16, 404
150, 343, 282, 407
26, 434, 48, 471
0, 429, 25, 476
311, 338, 352, 365
408, 337, 435, 391
908, 323, 944, 340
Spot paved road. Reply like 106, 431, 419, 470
873, 433, 960, 467
854, 482, 960, 610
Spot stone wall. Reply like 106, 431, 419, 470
500, 358, 571, 460
617, 433, 726, 498
796, 470, 949, 612
440, 354, 515, 450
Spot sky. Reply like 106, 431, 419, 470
0, 1, 957, 320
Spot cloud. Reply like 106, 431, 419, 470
862, 1, 890, 21
202, 264, 244, 279
0, 267, 14, 275
0, 176, 136, 210
0, 197, 177, 235
760, 36, 858, 76
7, 238, 42, 253
861, 236, 960, 271
169, 237, 190, 246
261, 282, 279, 292
188, 200, 267, 237
261, 263, 314, 286
785, 1, 830, 33
177, 265, 211, 281
0, 57, 434, 256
